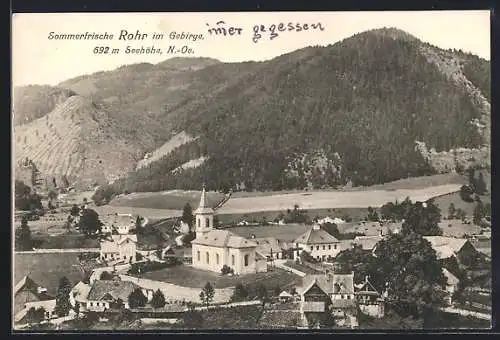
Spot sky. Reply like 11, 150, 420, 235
12, 11, 490, 87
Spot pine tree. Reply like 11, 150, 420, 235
182, 203, 194, 230
473, 201, 486, 225
151, 289, 166, 308
16, 216, 33, 251
447, 203, 456, 219
128, 288, 147, 308
54, 276, 72, 317
475, 172, 487, 195
199, 282, 215, 307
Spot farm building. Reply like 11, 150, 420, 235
69, 281, 92, 313
442, 268, 460, 306
354, 276, 385, 318
84, 279, 153, 312
351, 235, 383, 253
423, 236, 482, 265
293, 224, 342, 261
100, 234, 138, 263
101, 213, 136, 234
297, 272, 358, 328
191, 185, 267, 275
13, 276, 54, 323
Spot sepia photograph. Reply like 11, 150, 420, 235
11, 10, 491, 331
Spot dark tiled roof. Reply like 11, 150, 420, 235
191, 230, 257, 248
293, 226, 339, 244
87, 280, 142, 302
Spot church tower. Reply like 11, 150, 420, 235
194, 184, 214, 236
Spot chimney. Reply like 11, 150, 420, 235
379, 229, 383, 237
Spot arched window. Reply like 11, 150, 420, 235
197, 218, 200, 229
216, 253, 220, 265
231, 255, 235, 266
206, 252, 210, 264
197, 251, 200, 262
244, 254, 249, 266
206, 218, 210, 228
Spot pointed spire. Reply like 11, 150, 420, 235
199, 183, 208, 209
194, 183, 214, 215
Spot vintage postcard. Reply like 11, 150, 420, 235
12, 11, 491, 331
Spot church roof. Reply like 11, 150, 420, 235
293, 225, 339, 244
194, 185, 215, 215
192, 229, 257, 248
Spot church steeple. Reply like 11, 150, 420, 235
194, 183, 214, 215
194, 184, 214, 235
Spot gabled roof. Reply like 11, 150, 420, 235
353, 236, 383, 251
298, 275, 333, 295
192, 229, 257, 248
70, 281, 91, 302
332, 273, 355, 294
279, 290, 293, 297
423, 236, 472, 260
87, 280, 142, 302
442, 268, 459, 285
14, 275, 53, 300
354, 277, 380, 295
293, 225, 339, 244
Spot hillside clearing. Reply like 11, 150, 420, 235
217, 184, 461, 215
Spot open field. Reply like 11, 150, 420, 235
140, 265, 301, 291
438, 219, 483, 238
109, 190, 225, 211
31, 232, 100, 249
103, 175, 465, 218
217, 207, 370, 224
14, 253, 85, 295
217, 184, 462, 215
434, 192, 491, 218
230, 173, 466, 198
94, 205, 181, 220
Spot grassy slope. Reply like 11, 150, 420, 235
14, 253, 85, 296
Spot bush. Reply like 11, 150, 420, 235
460, 185, 474, 202
127, 260, 179, 275
221, 265, 234, 275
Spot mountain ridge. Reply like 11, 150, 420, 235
13, 28, 490, 192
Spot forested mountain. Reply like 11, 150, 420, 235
13, 28, 490, 193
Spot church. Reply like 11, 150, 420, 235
191, 186, 267, 275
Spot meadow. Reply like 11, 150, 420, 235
140, 265, 301, 291
105, 174, 465, 218
217, 184, 462, 215
109, 190, 225, 211
14, 253, 86, 295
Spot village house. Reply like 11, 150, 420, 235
100, 234, 138, 263
354, 276, 385, 318
423, 236, 482, 266
352, 235, 383, 253
191, 185, 267, 275
317, 216, 346, 225
101, 213, 136, 234
80, 279, 153, 312
297, 272, 358, 328
13, 276, 55, 324
442, 267, 460, 306
293, 224, 342, 261
69, 281, 92, 313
